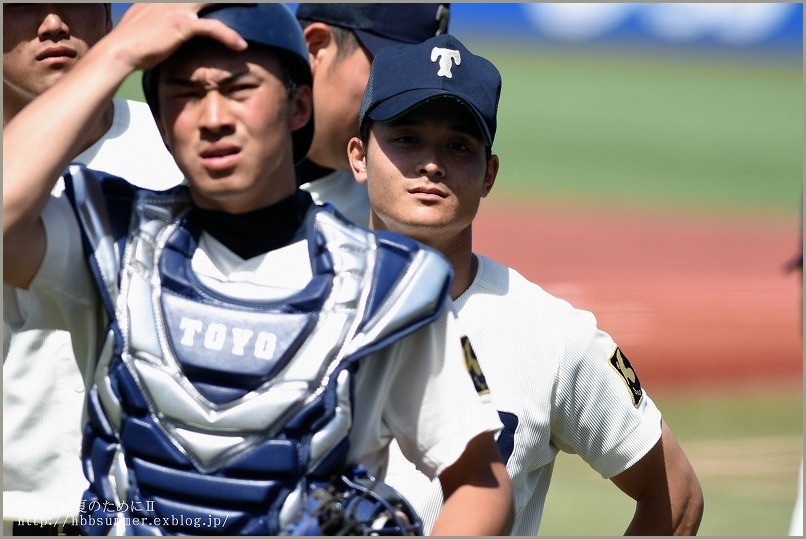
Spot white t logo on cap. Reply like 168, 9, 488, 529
431, 47, 461, 78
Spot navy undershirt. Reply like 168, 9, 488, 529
190, 190, 314, 260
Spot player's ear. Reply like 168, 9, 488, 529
481, 153, 499, 198
303, 23, 333, 76
287, 84, 313, 133
347, 137, 368, 184
152, 113, 171, 151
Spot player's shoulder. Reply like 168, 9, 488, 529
465, 254, 601, 336
303, 170, 370, 227
110, 98, 169, 143
88, 98, 184, 190
111, 97, 155, 125
471, 255, 578, 310
114, 97, 148, 111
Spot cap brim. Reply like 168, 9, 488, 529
367, 90, 493, 146
353, 30, 408, 58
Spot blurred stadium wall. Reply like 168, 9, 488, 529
449, 3, 802, 56
113, 3, 802, 58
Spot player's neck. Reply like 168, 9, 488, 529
450, 250, 478, 301
369, 216, 476, 299
305, 143, 348, 172
427, 227, 476, 300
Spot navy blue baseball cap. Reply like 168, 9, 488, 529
359, 34, 501, 146
295, 3, 450, 57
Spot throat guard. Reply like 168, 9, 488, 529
63, 165, 451, 535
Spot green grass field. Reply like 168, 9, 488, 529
462, 44, 803, 223
118, 47, 803, 536
539, 387, 802, 536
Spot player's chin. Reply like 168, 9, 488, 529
188, 173, 250, 203
403, 212, 457, 235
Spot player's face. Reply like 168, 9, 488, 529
157, 42, 312, 213
351, 99, 497, 242
308, 32, 372, 170
3, 3, 110, 114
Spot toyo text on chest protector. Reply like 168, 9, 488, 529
63, 165, 451, 535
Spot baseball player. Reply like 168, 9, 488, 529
295, 3, 450, 225
3, 4, 182, 536
348, 33, 705, 535
3, 4, 513, 536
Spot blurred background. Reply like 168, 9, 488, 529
113, 3, 803, 535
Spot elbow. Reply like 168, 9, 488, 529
630, 474, 704, 536
674, 477, 704, 535
3, 213, 46, 289
3, 198, 35, 240
3, 207, 20, 239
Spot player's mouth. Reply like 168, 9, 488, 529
36, 46, 78, 65
408, 185, 447, 202
199, 145, 241, 172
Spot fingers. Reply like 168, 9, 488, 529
112, 3, 248, 71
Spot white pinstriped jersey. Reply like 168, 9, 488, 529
4, 187, 503, 516
300, 169, 371, 227
384, 254, 663, 535
3, 98, 184, 523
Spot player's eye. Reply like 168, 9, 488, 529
448, 142, 470, 152
165, 85, 204, 100
226, 84, 258, 97
392, 135, 418, 145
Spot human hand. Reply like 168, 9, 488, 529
106, 3, 248, 72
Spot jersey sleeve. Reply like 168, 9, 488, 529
4, 193, 96, 333
551, 309, 663, 479
374, 305, 502, 480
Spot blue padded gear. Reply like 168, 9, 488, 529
62, 165, 450, 535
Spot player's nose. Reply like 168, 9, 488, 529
198, 92, 235, 134
418, 159, 445, 178
38, 9, 70, 41
417, 151, 446, 179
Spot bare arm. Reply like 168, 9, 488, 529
2, 3, 246, 288
431, 431, 514, 536
611, 420, 704, 535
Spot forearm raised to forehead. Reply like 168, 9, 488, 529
2, 4, 247, 288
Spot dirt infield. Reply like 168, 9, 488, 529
473, 198, 803, 393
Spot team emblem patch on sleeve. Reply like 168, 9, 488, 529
608, 347, 643, 407
461, 335, 490, 396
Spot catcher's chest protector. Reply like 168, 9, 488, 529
64, 166, 449, 535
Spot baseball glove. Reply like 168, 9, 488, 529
281, 466, 423, 536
